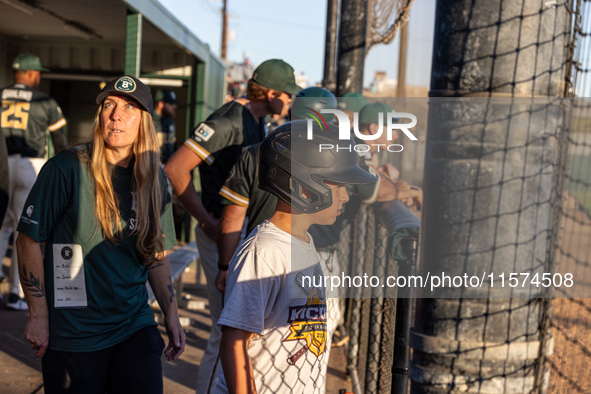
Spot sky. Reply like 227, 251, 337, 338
157, 0, 436, 89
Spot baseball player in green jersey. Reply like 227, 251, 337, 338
164, 59, 301, 394
0, 53, 67, 309
356, 102, 422, 210
153, 89, 179, 164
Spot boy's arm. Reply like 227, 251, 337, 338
219, 326, 256, 394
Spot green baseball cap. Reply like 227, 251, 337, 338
338, 92, 368, 112
154, 89, 179, 104
359, 102, 394, 125
252, 59, 302, 95
12, 53, 49, 72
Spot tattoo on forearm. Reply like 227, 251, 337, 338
20, 265, 45, 298
167, 276, 175, 303
149, 262, 164, 270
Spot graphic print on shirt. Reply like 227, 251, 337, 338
129, 191, 137, 230
284, 265, 327, 365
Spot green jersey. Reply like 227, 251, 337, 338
1, 83, 66, 158
219, 144, 277, 235
183, 101, 267, 218
17, 147, 177, 352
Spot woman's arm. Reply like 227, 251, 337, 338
15, 233, 49, 358
147, 251, 186, 360
219, 327, 256, 394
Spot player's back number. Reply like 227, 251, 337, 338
1, 100, 31, 130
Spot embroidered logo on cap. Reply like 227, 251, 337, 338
115, 77, 136, 93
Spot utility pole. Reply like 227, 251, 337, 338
412, 0, 570, 393
220, 0, 228, 61
336, 0, 368, 96
322, 0, 339, 93
396, 22, 408, 97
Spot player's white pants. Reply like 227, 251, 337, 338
0, 155, 45, 296
194, 225, 223, 394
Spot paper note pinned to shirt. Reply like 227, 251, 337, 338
53, 244, 87, 308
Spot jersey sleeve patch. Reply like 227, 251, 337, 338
193, 123, 215, 142
184, 139, 214, 165
219, 186, 249, 207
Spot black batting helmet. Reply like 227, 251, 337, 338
258, 119, 377, 213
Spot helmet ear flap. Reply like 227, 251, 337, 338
290, 177, 332, 213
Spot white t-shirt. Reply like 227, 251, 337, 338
214, 220, 328, 394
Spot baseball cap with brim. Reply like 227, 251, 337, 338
252, 59, 302, 95
95, 75, 153, 113
338, 92, 368, 112
154, 89, 179, 104
12, 53, 49, 72
359, 102, 394, 125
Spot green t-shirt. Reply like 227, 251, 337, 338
17, 147, 177, 352
219, 144, 277, 236
183, 101, 267, 218
1, 83, 66, 158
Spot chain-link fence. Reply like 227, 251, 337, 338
340, 1, 591, 393
546, 1, 591, 392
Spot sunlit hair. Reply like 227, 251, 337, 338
247, 79, 282, 101
80, 102, 165, 267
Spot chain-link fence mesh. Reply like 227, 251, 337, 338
546, 1, 591, 392
342, 202, 417, 394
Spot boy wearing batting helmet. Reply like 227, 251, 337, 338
214, 120, 377, 394
164, 59, 300, 394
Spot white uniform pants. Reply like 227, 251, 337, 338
0, 155, 45, 296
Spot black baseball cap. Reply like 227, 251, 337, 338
96, 75, 153, 113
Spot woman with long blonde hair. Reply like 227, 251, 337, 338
15, 75, 184, 393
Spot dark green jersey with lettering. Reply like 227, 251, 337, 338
17, 147, 177, 352
1, 83, 66, 158
183, 101, 267, 218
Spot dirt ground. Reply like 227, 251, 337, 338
546, 193, 591, 394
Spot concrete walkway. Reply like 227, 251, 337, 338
0, 260, 352, 394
